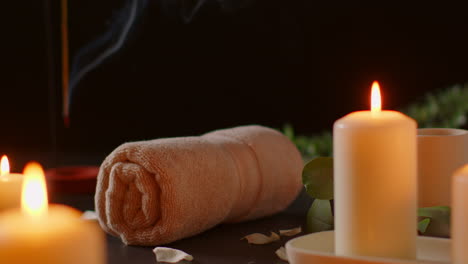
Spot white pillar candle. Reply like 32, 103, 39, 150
451, 164, 468, 264
0, 155, 23, 211
333, 81, 417, 259
0, 162, 105, 264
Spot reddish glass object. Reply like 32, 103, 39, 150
46, 166, 99, 194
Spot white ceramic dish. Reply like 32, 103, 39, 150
286, 231, 450, 264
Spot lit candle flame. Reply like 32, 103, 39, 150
0, 155, 9, 177
371, 81, 382, 113
22, 162, 48, 217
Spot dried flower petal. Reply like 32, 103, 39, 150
153, 247, 193, 263
81, 210, 98, 221
242, 232, 280, 244
279, 227, 302, 237
275, 246, 288, 261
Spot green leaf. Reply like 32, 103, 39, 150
302, 157, 334, 200
418, 206, 451, 237
306, 199, 334, 233
418, 218, 431, 234
402, 83, 468, 128
282, 123, 295, 141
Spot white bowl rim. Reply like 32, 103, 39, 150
417, 128, 468, 137
285, 230, 451, 264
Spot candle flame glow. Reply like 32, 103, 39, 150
22, 162, 48, 217
0, 155, 9, 176
371, 81, 382, 113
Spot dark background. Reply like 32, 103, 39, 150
3, 0, 468, 170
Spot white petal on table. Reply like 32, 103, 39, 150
153, 247, 193, 263
81, 210, 98, 221
242, 232, 280, 244
275, 246, 288, 261
279, 227, 302, 237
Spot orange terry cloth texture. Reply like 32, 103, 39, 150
95, 125, 303, 246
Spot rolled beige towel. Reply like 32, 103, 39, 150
95, 125, 302, 246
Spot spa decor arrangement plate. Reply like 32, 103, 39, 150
286, 231, 450, 264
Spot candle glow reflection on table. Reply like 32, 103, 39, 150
333, 81, 417, 259
0, 155, 23, 212
0, 162, 105, 264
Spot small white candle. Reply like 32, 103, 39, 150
451, 164, 468, 264
0, 155, 23, 211
333, 81, 417, 259
0, 162, 105, 264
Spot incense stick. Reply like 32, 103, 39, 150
61, 0, 69, 127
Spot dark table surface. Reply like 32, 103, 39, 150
52, 190, 312, 264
